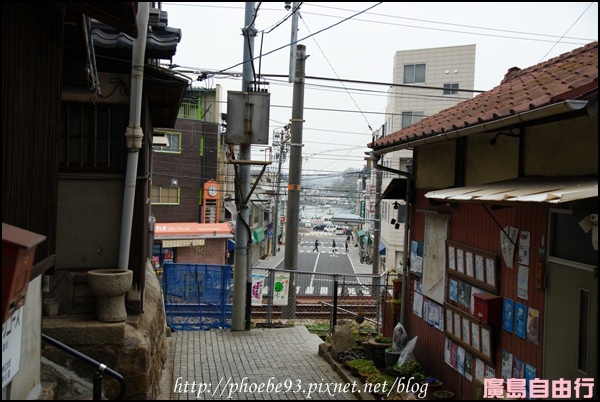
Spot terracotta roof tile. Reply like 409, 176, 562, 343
371, 42, 598, 150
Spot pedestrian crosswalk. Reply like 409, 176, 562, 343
297, 241, 349, 254
261, 285, 371, 297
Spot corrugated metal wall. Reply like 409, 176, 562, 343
406, 188, 546, 399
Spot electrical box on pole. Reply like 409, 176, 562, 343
225, 91, 270, 145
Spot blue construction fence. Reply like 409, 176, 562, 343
162, 263, 232, 330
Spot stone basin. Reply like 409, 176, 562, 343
87, 269, 133, 322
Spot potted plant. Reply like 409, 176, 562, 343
421, 377, 443, 398
346, 358, 378, 378
358, 363, 380, 383
366, 372, 395, 395
391, 359, 425, 381
390, 298, 402, 314
433, 390, 454, 400
368, 335, 393, 368
385, 345, 402, 368
355, 307, 365, 324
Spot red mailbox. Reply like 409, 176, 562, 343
473, 291, 503, 326
2, 223, 46, 324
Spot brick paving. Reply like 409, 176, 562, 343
160, 326, 358, 400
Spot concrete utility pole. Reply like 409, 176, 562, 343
232, 2, 256, 332
282, 44, 307, 319
372, 163, 382, 332
272, 128, 290, 257
373, 167, 382, 275
288, 2, 300, 83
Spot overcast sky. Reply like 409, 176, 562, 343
161, 2, 598, 178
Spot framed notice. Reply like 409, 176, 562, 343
462, 319, 471, 345
454, 314, 462, 339
475, 255, 485, 282
444, 303, 494, 366
471, 324, 480, 351
449, 279, 458, 302
465, 251, 474, 278
448, 245, 456, 270
446, 309, 453, 333
456, 248, 465, 274
481, 327, 491, 359
485, 258, 496, 288
446, 241, 498, 293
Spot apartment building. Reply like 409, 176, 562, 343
377, 44, 476, 272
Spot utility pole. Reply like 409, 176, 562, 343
373, 166, 382, 275
288, 2, 300, 83
232, 2, 256, 332
372, 159, 382, 332
272, 127, 290, 256
282, 44, 307, 319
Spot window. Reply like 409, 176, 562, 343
59, 103, 128, 169
151, 186, 180, 205
401, 111, 424, 129
153, 130, 181, 153
403, 63, 426, 84
444, 83, 459, 95
399, 157, 413, 173
549, 211, 597, 265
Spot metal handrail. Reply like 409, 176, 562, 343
41, 333, 126, 400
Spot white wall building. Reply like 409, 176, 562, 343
377, 44, 476, 272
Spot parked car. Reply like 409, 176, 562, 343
334, 226, 345, 235
323, 224, 337, 232
312, 224, 327, 231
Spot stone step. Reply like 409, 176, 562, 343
40, 357, 94, 400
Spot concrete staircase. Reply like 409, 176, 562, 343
39, 357, 94, 400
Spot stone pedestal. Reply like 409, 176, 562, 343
87, 269, 132, 322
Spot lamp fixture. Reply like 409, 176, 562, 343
393, 202, 399, 210
171, 179, 178, 187
390, 218, 397, 225
395, 223, 400, 230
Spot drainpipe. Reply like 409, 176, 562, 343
118, 3, 150, 270
369, 151, 412, 327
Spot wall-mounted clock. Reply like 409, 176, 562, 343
208, 185, 218, 197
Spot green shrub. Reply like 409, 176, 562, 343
394, 359, 425, 379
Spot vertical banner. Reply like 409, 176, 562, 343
251, 270, 266, 306
273, 272, 290, 306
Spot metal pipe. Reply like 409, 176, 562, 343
118, 2, 149, 270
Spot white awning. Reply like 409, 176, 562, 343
425, 176, 597, 205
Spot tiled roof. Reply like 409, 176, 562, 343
371, 41, 598, 151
